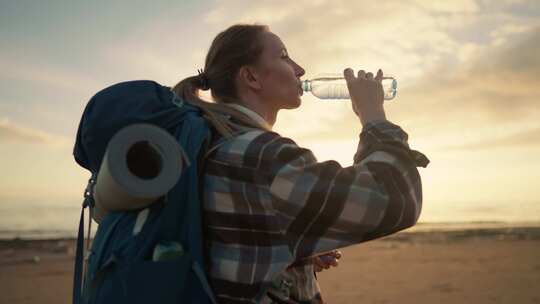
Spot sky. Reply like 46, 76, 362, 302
1, 0, 540, 228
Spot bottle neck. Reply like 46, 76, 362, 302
302, 80, 312, 92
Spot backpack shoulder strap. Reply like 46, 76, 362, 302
73, 176, 97, 304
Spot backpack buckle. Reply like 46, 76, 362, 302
83, 176, 96, 208
171, 93, 185, 108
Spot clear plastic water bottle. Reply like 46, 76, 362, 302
302, 73, 397, 101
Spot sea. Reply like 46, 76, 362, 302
1, 199, 539, 240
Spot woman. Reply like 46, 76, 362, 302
172, 24, 428, 304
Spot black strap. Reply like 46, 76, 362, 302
73, 204, 85, 304
73, 177, 95, 304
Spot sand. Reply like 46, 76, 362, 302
1, 227, 539, 304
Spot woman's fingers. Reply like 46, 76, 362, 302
312, 250, 343, 272
344, 68, 381, 81
319, 254, 339, 266
357, 70, 366, 79
313, 257, 327, 272
313, 257, 325, 267
344, 68, 355, 81
329, 250, 342, 259
375, 69, 383, 82
344, 67, 387, 125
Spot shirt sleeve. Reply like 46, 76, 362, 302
259, 120, 429, 259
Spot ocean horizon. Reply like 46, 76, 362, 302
3, 221, 540, 240
1, 200, 540, 240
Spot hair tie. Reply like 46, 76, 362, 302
197, 68, 210, 90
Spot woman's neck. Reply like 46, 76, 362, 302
236, 92, 278, 127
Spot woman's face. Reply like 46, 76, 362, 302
253, 31, 306, 110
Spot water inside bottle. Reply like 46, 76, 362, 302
303, 74, 397, 100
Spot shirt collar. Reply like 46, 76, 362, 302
224, 103, 273, 131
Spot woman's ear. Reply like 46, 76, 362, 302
237, 66, 262, 91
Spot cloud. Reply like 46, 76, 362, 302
399, 25, 540, 122
441, 126, 540, 150
116, 0, 539, 156
3, 0, 536, 153
198, 0, 539, 151
0, 55, 103, 93
412, 0, 479, 13
0, 118, 70, 146
200, 0, 495, 79
277, 24, 540, 152
200, 0, 539, 77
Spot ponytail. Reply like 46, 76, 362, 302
171, 76, 263, 138
171, 24, 270, 138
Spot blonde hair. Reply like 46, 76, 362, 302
172, 24, 270, 138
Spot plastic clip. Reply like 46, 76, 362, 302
83, 176, 96, 208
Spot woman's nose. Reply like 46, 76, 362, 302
297, 66, 305, 77
293, 61, 305, 77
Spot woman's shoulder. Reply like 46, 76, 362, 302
208, 128, 301, 168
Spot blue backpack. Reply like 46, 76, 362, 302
72, 80, 218, 304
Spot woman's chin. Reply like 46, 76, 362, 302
276, 95, 302, 110
286, 98, 302, 109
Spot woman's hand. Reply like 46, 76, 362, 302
343, 68, 387, 126
313, 250, 342, 272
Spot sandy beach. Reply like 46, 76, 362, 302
1, 226, 539, 304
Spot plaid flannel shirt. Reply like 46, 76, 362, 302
202, 113, 429, 304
